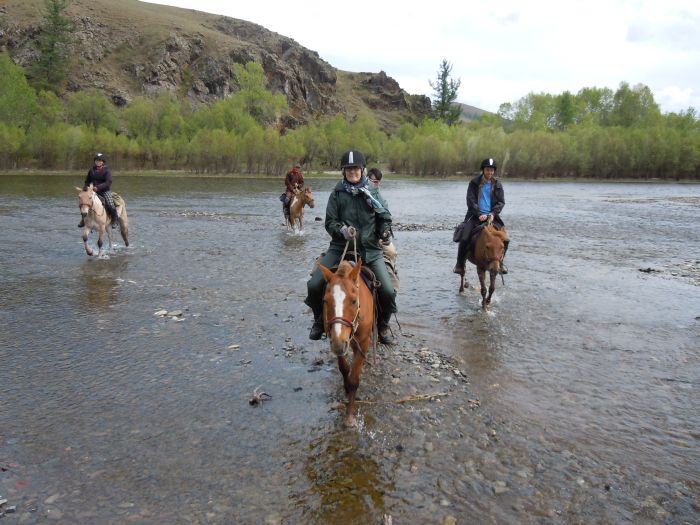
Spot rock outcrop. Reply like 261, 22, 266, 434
0, 0, 431, 129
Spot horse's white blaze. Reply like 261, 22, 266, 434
332, 283, 346, 338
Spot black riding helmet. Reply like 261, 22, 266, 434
480, 157, 497, 170
340, 150, 366, 169
94, 152, 106, 163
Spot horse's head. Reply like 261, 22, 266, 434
76, 184, 96, 217
479, 225, 508, 271
318, 259, 362, 357
304, 187, 315, 208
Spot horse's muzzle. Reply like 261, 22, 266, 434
330, 339, 350, 357
81, 212, 88, 217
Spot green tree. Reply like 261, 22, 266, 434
554, 91, 581, 130
29, 0, 74, 92
429, 59, 462, 125
231, 61, 288, 126
0, 53, 38, 127
610, 82, 661, 127
66, 89, 118, 131
36, 90, 64, 125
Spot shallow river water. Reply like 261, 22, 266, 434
0, 175, 698, 524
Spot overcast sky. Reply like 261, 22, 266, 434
144, 0, 700, 114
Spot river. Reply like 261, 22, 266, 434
1, 175, 698, 524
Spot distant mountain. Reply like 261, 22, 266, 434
457, 102, 492, 122
0, 0, 432, 130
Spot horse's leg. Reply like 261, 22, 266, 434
119, 208, 129, 247
96, 227, 105, 257
337, 354, 351, 393
82, 228, 94, 256
106, 223, 113, 252
485, 269, 497, 307
459, 272, 465, 293
478, 268, 488, 309
344, 344, 368, 428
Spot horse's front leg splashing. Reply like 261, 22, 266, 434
82, 227, 93, 256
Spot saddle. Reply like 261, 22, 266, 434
335, 251, 381, 292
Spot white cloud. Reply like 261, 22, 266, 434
143, 0, 700, 113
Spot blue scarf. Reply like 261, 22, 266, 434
342, 175, 386, 212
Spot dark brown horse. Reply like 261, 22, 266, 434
318, 259, 374, 427
460, 224, 509, 310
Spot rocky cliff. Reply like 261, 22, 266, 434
0, 0, 431, 129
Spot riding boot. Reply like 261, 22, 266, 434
309, 307, 325, 340
499, 240, 510, 274
453, 241, 468, 275
107, 206, 119, 229
378, 312, 395, 345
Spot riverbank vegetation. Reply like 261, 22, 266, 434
1, 52, 698, 180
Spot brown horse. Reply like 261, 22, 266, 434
76, 184, 129, 256
318, 259, 374, 427
461, 224, 509, 310
286, 187, 315, 232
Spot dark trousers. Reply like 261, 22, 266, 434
305, 247, 397, 322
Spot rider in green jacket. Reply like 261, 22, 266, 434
305, 150, 397, 344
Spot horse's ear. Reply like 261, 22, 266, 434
349, 259, 362, 282
75, 187, 82, 192
318, 262, 334, 282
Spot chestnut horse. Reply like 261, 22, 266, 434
286, 187, 315, 232
460, 224, 509, 310
76, 184, 129, 256
318, 259, 374, 427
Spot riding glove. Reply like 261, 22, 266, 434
380, 229, 392, 246
340, 225, 351, 240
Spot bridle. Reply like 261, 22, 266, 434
324, 227, 367, 357
79, 189, 105, 217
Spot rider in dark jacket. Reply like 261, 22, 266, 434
305, 150, 397, 344
79, 153, 118, 227
454, 157, 509, 274
281, 165, 304, 221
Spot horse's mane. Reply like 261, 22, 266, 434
335, 260, 354, 277
486, 225, 508, 241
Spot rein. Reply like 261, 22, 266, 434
91, 193, 106, 217
328, 227, 368, 357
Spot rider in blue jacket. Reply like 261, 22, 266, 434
454, 157, 509, 275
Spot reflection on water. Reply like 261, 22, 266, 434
1, 175, 698, 523
78, 257, 128, 309
297, 430, 390, 524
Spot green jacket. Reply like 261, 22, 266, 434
325, 180, 393, 263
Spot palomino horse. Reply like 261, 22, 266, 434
286, 187, 315, 232
76, 184, 129, 256
318, 259, 375, 427
461, 224, 509, 310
